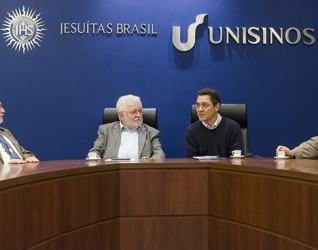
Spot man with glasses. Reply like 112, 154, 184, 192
0, 102, 39, 164
87, 95, 165, 160
186, 88, 244, 157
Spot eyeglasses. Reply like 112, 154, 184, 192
124, 109, 143, 116
195, 103, 213, 109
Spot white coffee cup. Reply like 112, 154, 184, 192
232, 150, 242, 156
277, 151, 286, 158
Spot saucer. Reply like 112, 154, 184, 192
274, 156, 289, 159
230, 155, 244, 158
85, 158, 101, 161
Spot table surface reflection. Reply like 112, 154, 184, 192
1, 157, 318, 188
1, 157, 318, 249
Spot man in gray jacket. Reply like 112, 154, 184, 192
0, 102, 39, 164
276, 136, 318, 159
87, 95, 165, 160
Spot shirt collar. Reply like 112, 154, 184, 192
120, 122, 141, 132
202, 113, 222, 130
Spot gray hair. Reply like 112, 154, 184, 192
116, 94, 142, 112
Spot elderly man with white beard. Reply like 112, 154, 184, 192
87, 95, 165, 160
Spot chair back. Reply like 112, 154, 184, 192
103, 108, 158, 129
191, 104, 250, 153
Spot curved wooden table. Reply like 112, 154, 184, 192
0, 158, 317, 249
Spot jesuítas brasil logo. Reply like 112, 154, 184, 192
1, 6, 46, 53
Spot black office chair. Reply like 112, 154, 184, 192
103, 108, 158, 129
191, 104, 250, 153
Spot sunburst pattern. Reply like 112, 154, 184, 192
1, 6, 46, 53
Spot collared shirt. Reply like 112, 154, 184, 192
117, 122, 140, 159
202, 113, 222, 130
0, 134, 22, 164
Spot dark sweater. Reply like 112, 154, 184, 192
186, 117, 244, 157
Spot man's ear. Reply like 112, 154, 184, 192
215, 103, 220, 112
118, 112, 124, 121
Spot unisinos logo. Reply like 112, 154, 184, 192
1, 6, 46, 53
173, 14, 207, 52
173, 14, 315, 51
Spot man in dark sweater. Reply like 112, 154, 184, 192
186, 88, 244, 157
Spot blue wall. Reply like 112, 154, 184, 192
1, 0, 318, 160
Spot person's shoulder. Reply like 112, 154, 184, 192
0, 127, 10, 133
186, 120, 202, 131
221, 117, 240, 127
309, 136, 318, 142
99, 121, 120, 129
141, 123, 159, 133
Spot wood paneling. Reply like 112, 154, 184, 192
208, 218, 314, 250
121, 217, 208, 250
30, 220, 120, 250
120, 169, 208, 216
208, 169, 318, 248
0, 158, 317, 249
0, 170, 119, 249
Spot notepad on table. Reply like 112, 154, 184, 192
105, 158, 135, 161
193, 156, 226, 160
